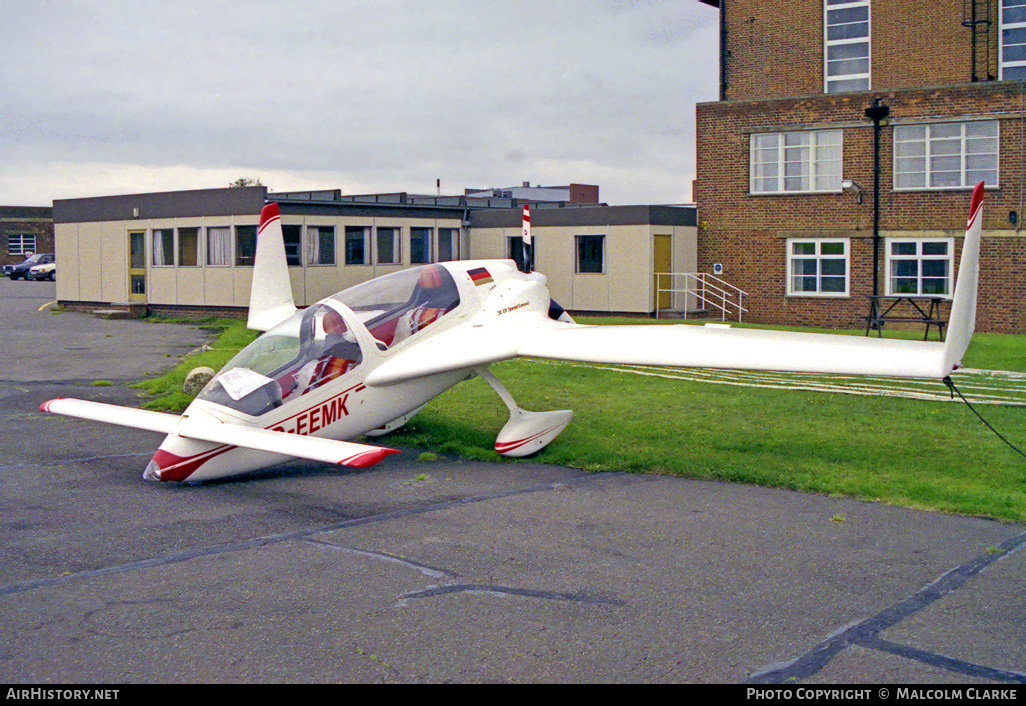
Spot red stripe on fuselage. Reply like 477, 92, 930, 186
151, 383, 366, 481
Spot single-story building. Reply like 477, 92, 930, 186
52, 186, 698, 318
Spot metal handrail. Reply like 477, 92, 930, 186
655, 272, 749, 322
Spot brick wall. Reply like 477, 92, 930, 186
0, 206, 54, 267
724, 0, 995, 101
695, 82, 1026, 333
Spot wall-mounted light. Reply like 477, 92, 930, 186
1010, 210, 1018, 227
841, 179, 863, 204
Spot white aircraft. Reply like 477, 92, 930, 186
42, 184, 986, 483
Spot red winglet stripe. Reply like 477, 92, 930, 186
258, 202, 280, 234
494, 422, 566, 453
39, 398, 66, 413
341, 447, 399, 469
968, 181, 985, 228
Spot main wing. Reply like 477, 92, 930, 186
367, 183, 985, 387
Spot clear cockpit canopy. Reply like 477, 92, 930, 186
328, 264, 460, 349
196, 264, 460, 417
197, 301, 363, 416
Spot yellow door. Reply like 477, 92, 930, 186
653, 234, 671, 311
128, 231, 146, 302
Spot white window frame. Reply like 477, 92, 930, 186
1001, 0, 1026, 80
750, 129, 843, 194
885, 238, 955, 298
893, 121, 999, 191
824, 0, 870, 93
7, 234, 36, 255
786, 238, 850, 297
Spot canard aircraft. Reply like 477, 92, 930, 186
42, 184, 986, 483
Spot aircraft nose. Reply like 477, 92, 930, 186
142, 435, 224, 483
143, 457, 163, 482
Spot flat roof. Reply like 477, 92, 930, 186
52, 187, 696, 227
469, 204, 696, 228
53, 187, 267, 224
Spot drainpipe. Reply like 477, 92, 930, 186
865, 98, 890, 296
719, 0, 728, 101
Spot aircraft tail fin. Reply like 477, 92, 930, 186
247, 202, 297, 331
941, 181, 985, 374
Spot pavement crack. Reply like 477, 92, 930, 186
860, 635, 1026, 683
0, 472, 621, 596
302, 538, 457, 580
748, 529, 1026, 683
398, 584, 624, 606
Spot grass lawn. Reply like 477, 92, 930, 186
133, 316, 1026, 522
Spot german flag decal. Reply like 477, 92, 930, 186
468, 267, 493, 286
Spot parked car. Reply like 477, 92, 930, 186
29, 261, 56, 281
2, 253, 54, 280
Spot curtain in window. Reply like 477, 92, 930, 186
207, 227, 231, 266
152, 229, 173, 266
306, 227, 321, 265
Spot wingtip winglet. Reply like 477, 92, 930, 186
341, 447, 400, 469
39, 398, 65, 413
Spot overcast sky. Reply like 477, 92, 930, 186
2, 0, 719, 207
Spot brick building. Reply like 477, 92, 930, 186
1, 206, 54, 267
694, 0, 1026, 334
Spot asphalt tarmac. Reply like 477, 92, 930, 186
1, 278, 1024, 684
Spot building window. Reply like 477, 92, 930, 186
1002, 0, 1026, 80
438, 228, 460, 261
575, 235, 604, 274
824, 0, 870, 93
178, 227, 199, 267
751, 130, 843, 194
894, 122, 998, 190
345, 226, 369, 265
376, 227, 400, 264
886, 239, 953, 296
306, 226, 335, 265
207, 227, 231, 267
236, 225, 257, 267
507, 236, 533, 272
410, 227, 433, 264
787, 238, 849, 296
8, 234, 36, 255
152, 229, 174, 266
282, 225, 302, 266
